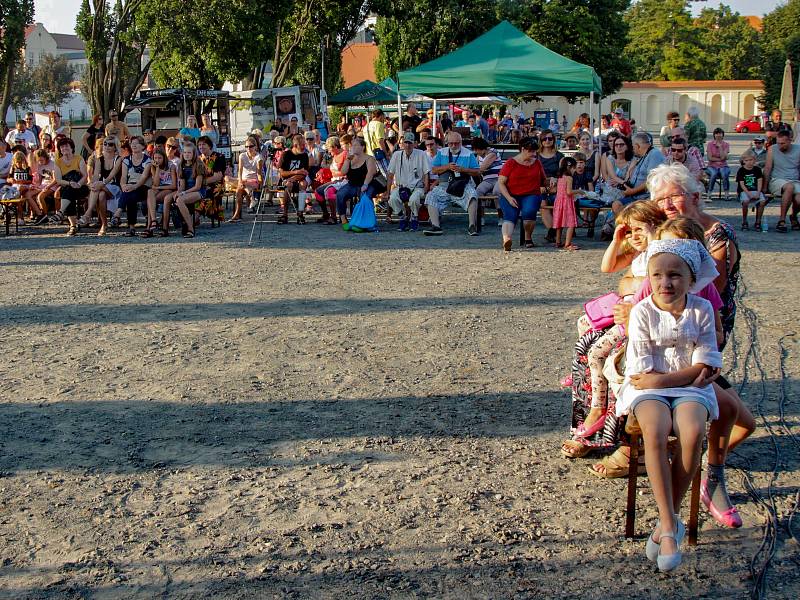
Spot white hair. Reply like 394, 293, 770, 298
647, 162, 701, 197
686, 106, 699, 118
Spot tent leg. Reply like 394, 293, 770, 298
589, 91, 595, 153
433, 99, 438, 138
397, 93, 403, 129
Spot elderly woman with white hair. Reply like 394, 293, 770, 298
623, 163, 755, 528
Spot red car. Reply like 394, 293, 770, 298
735, 116, 764, 133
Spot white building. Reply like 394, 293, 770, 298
520, 80, 765, 133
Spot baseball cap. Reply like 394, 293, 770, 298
304, 132, 315, 140
754, 136, 765, 142
403, 131, 415, 142
614, 107, 624, 114
564, 131, 578, 140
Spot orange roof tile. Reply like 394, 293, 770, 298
622, 80, 764, 90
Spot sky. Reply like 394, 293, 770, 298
35, 0, 785, 35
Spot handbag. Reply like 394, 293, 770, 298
446, 174, 470, 196
583, 291, 621, 331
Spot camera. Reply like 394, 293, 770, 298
266, 145, 278, 159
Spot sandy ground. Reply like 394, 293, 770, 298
0, 201, 798, 599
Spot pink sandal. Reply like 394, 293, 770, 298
573, 411, 608, 439
700, 479, 742, 528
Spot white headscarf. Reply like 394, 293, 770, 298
645, 238, 718, 293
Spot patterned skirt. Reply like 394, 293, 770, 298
569, 327, 625, 448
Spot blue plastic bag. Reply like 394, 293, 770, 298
347, 192, 378, 232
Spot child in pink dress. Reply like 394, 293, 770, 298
553, 156, 578, 250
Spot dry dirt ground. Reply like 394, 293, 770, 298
0, 202, 798, 599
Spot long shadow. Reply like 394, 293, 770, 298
0, 294, 587, 325
0, 391, 566, 474
0, 537, 761, 600
0, 259, 109, 267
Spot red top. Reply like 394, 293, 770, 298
611, 117, 632, 137
499, 157, 547, 196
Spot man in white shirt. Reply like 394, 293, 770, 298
387, 131, 430, 231
5, 120, 37, 149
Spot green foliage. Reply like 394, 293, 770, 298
76, 0, 149, 116
373, 0, 632, 95
0, 0, 35, 130
625, 0, 762, 82
373, 0, 501, 83
521, 0, 633, 94
138, 0, 285, 89
761, 0, 800, 110
31, 54, 74, 109
271, 0, 372, 91
9, 62, 35, 113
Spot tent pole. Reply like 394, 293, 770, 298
433, 99, 438, 138
589, 91, 595, 153
397, 93, 402, 130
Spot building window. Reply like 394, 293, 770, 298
611, 99, 631, 118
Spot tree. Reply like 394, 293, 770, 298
373, 0, 632, 96
624, 0, 705, 81
760, 0, 800, 110
137, 0, 286, 90
694, 6, 761, 80
273, 0, 372, 90
31, 54, 75, 109
0, 0, 35, 132
518, 0, 633, 94
9, 62, 36, 114
373, 0, 501, 82
75, 0, 151, 117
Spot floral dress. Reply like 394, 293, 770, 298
197, 151, 226, 221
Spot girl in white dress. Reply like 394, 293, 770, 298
619, 238, 721, 573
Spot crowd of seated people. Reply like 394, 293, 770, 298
0, 110, 229, 239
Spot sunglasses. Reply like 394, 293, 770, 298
103, 142, 116, 147
542, 136, 554, 141
670, 147, 685, 152
245, 145, 255, 148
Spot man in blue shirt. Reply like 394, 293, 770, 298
423, 132, 481, 236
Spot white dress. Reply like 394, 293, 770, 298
617, 294, 722, 419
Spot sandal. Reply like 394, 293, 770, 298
139, 228, 153, 238
502, 239, 512, 252
276, 214, 288, 224
67, 225, 77, 236
183, 230, 195, 238
776, 220, 788, 233
741, 221, 749, 231
791, 216, 800, 230
562, 244, 580, 251
587, 447, 645, 479
524, 240, 535, 248
159, 229, 169, 237
573, 410, 608, 439
560, 439, 592, 459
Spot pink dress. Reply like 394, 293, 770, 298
552, 175, 577, 228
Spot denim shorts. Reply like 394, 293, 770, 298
498, 193, 542, 223
631, 394, 712, 420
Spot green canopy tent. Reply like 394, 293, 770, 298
396, 21, 602, 136
327, 80, 402, 106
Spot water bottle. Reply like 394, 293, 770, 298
761, 217, 768, 232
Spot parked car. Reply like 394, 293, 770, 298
735, 116, 764, 133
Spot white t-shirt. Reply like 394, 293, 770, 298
0, 152, 12, 178
240, 152, 263, 180
5, 129, 36, 149
387, 148, 430, 189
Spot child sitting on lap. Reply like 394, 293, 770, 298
619, 238, 722, 573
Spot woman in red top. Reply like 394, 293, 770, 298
496, 137, 548, 251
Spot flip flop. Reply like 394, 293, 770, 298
573, 412, 608, 439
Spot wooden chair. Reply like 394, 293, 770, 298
624, 413, 701, 545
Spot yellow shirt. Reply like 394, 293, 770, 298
364, 119, 386, 156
